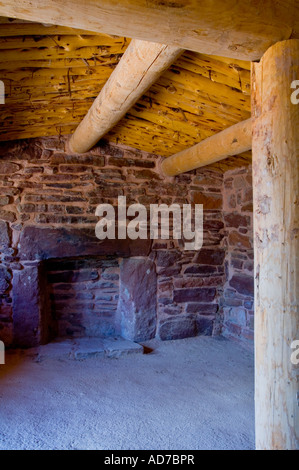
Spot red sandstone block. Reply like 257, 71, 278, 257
233, 176, 245, 189
184, 265, 218, 274
94, 141, 125, 158
193, 248, 225, 266
138, 195, 160, 205
224, 212, 250, 228
159, 315, 197, 341
24, 194, 86, 203
228, 194, 237, 208
229, 274, 254, 296
231, 258, 243, 270
161, 305, 183, 316
176, 174, 193, 184
157, 266, 182, 277
241, 203, 253, 212
0, 221, 10, 247
120, 258, 157, 342
24, 167, 44, 174
47, 204, 64, 213
197, 315, 215, 335
174, 278, 205, 289
186, 303, 218, 315
203, 220, 224, 230
108, 157, 155, 168
155, 250, 181, 268
76, 292, 94, 300
0, 266, 11, 294
191, 191, 222, 210
101, 273, 119, 281
65, 206, 84, 215
0, 187, 20, 196
18, 203, 36, 213
242, 187, 253, 203
223, 298, 244, 307
173, 288, 216, 303
52, 154, 104, 166
0, 162, 20, 174
244, 260, 254, 272
36, 214, 97, 225
228, 231, 252, 249
0, 196, 10, 206
0, 210, 16, 222
59, 165, 93, 173
133, 169, 161, 180
41, 174, 78, 182
193, 174, 223, 188
91, 189, 121, 199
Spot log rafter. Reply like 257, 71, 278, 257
161, 118, 252, 176
69, 39, 183, 154
0, 0, 298, 60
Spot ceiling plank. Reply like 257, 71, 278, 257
161, 118, 252, 176
68, 39, 183, 153
0, 0, 298, 60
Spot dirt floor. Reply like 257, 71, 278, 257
0, 336, 254, 450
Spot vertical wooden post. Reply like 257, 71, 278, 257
252, 39, 299, 450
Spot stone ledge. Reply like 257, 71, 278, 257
28, 337, 144, 361
18, 226, 152, 261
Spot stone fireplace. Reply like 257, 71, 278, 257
12, 226, 157, 348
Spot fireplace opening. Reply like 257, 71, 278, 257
45, 256, 120, 340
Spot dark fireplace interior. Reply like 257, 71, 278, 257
46, 256, 121, 339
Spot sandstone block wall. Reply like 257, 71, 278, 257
0, 136, 253, 347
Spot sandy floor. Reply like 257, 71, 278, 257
0, 336, 254, 450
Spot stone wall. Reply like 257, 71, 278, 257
0, 136, 226, 347
221, 166, 254, 347
0, 220, 13, 345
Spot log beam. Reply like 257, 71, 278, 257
0, 1, 298, 61
252, 39, 299, 450
161, 118, 252, 176
68, 39, 183, 154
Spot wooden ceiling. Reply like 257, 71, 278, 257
0, 17, 251, 165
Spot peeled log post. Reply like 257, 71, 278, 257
252, 39, 299, 450
161, 118, 252, 176
68, 39, 183, 154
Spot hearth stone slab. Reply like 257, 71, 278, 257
28, 337, 143, 361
